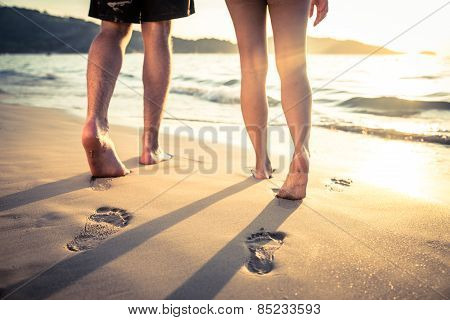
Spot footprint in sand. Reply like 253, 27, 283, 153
90, 177, 112, 191
245, 228, 286, 275
325, 177, 353, 192
66, 207, 131, 252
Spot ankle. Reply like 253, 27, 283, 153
142, 138, 159, 152
142, 127, 161, 150
85, 116, 109, 132
291, 148, 309, 173
255, 156, 272, 171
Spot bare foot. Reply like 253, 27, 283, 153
82, 120, 130, 177
140, 147, 173, 165
276, 149, 309, 200
251, 158, 273, 180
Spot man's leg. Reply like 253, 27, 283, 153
82, 21, 132, 177
139, 21, 173, 165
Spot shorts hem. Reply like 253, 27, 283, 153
141, 10, 195, 22
89, 10, 195, 24
88, 13, 140, 24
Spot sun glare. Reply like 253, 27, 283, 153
354, 139, 434, 200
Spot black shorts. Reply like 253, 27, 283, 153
89, 0, 195, 23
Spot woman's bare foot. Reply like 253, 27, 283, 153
140, 145, 173, 165
252, 157, 273, 179
82, 120, 130, 178
277, 149, 310, 200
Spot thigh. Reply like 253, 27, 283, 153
89, 0, 141, 23
268, 0, 310, 65
226, 0, 268, 70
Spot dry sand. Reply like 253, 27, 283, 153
0, 104, 448, 299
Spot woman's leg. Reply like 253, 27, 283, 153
226, 0, 273, 179
268, 0, 312, 199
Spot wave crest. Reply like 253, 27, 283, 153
171, 86, 280, 107
338, 96, 450, 117
317, 123, 449, 145
0, 69, 58, 81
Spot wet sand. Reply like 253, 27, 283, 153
0, 104, 448, 299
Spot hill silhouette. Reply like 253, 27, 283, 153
0, 6, 399, 55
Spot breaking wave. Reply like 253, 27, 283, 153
338, 96, 450, 117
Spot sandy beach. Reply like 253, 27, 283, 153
0, 103, 449, 300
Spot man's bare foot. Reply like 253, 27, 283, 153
276, 149, 309, 200
251, 157, 273, 179
140, 147, 173, 165
82, 120, 130, 177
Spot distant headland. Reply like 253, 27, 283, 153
0, 6, 400, 55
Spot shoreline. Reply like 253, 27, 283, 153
4, 101, 450, 203
1, 53, 449, 151
0, 103, 449, 299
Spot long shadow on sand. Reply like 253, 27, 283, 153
3, 177, 257, 299
166, 198, 300, 299
0, 173, 89, 212
0, 157, 141, 213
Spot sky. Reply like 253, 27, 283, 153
2, 0, 450, 55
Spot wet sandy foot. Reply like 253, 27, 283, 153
139, 148, 173, 165
245, 228, 286, 275
276, 172, 308, 200
251, 168, 276, 180
66, 207, 131, 252
82, 121, 130, 177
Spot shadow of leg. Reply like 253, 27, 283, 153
166, 198, 301, 299
2, 178, 257, 299
0, 157, 142, 213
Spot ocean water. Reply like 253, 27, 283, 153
1, 53, 450, 203
0, 53, 449, 146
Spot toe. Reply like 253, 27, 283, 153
276, 188, 303, 200
276, 188, 290, 199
